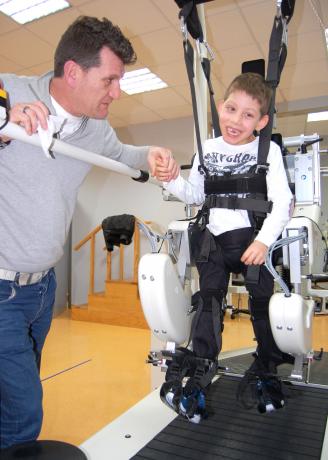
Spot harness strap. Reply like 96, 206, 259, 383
182, 38, 208, 176
177, 0, 220, 173
245, 265, 261, 285
204, 174, 268, 195
258, 0, 294, 165
204, 195, 273, 214
201, 57, 221, 137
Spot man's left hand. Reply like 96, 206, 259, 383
147, 146, 179, 181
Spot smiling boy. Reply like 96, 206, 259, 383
158, 72, 293, 420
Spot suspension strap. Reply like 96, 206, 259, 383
257, 0, 295, 166
176, 0, 220, 175
201, 57, 221, 138
182, 38, 208, 176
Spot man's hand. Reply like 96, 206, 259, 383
241, 240, 268, 265
9, 101, 50, 136
147, 146, 180, 181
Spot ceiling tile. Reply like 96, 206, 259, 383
21, 61, 53, 76
152, 60, 188, 87
0, 29, 53, 68
78, 0, 170, 37
280, 60, 328, 90
206, 0, 238, 15
134, 87, 189, 110
286, 30, 327, 67
108, 96, 162, 124
130, 28, 183, 67
0, 12, 20, 35
280, 82, 328, 102
172, 85, 192, 103
241, 1, 276, 44
26, 7, 82, 46
0, 55, 23, 73
288, 0, 323, 36
150, 0, 181, 27
213, 44, 264, 82
206, 9, 255, 51
154, 104, 193, 120
0, 0, 326, 143
68, 0, 94, 5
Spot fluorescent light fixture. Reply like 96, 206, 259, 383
307, 111, 328, 122
120, 68, 168, 95
0, 0, 70, 24
326, 28, 328, 49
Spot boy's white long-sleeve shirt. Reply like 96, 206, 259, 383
164, 136, 293, 248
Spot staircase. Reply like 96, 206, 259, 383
71, 219, 149, 329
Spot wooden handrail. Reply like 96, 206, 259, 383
74, 218, 152, 296
74, 225, 102, 251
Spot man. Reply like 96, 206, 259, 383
0, 16, 178, 449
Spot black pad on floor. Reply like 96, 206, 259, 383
132, 375, 328, 460
1, 440, 87, 459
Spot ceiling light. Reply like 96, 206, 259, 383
120, 68, 168, 95
0, 0, 70, 24
307, 111, 328, 122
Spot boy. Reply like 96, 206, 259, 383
157, 72, 293, 419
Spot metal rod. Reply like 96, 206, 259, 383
1, 121, 159, 185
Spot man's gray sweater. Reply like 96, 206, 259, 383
0, 72, 149, 272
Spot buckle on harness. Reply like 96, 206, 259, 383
255, 164, 269, 174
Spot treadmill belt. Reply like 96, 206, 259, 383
218, 351, 328, 385
132, 375, 328, 460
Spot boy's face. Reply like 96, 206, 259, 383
218, 90, 269, 145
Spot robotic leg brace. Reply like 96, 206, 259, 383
139, 210, 319, 421
160, 290, 224, 423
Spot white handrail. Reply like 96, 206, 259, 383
1, 121, 159, 185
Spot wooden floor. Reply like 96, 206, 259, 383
39, 311, 328, 447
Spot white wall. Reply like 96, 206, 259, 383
71, 116, 194, 305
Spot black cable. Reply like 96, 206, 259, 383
293, 215, 328, 250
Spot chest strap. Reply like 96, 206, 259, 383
204, 172, 268, 195
204, 195, 272, 214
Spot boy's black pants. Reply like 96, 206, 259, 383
193, 227, 282, 369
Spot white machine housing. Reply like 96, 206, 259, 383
138, 220, 194, 344
269, 293, 314, 355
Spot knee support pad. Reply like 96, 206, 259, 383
191, 289, 225, 360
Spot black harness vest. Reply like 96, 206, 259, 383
201, 162, 273, 233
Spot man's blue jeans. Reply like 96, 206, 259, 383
0, 269, 56, 449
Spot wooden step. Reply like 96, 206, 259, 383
71, 282, 148, 329
104, 280, 139, 301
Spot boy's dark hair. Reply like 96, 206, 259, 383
54, 16, 137, 77
224, 72, 272, 116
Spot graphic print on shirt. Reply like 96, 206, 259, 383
204, 150, 257, 176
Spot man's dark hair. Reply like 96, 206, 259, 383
54, 16, 137, 77
224, 72, 272, 116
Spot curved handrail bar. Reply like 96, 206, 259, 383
1, 121, 159, 185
